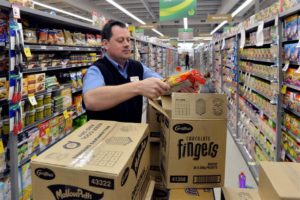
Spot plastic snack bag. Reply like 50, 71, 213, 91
23, 28, 37, 43
56, 29, 65, 45
38, 28, 48, 44
86, 34, 96, 46
63, 30, 73, 45
163, 69, 206, 95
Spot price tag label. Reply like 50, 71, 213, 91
240, 29, 246, 49
282, 62, 289, 72
31, 154, 37, 161
63, 110, 69, 119
76, 48, 80, 51
28, 94, 37, 106
58, 47, 63, 50
256, 21, 264, 46
296, 66, 300, 73
12, 5, 20, 19
41, 46, 46, 50
24, 47, 32, 58
281, 85, 287, 94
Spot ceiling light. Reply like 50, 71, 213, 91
32, 1, 93, 23
183, 17, 188, 29
106, 0, 146, 25
210, 20, 228, 35
231, 0, 254, 17
152, 28, 164, 37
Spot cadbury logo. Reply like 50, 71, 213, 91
173, 124, 193, 134
35, 168, 55, 180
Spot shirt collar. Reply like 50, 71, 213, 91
105, 54, 129, 71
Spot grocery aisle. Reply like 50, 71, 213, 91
214, 130, 257, 199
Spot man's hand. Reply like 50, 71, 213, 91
137, 78, 170, 99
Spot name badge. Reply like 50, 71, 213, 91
130, 76, 140, 82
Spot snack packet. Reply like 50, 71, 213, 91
163, 69, 206, 95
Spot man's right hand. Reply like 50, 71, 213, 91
137, 78, 170, 99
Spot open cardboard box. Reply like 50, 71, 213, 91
149, 93, 227, 189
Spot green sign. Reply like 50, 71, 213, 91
135, 29, 144, 33
178, 28, 193, 33
160, 0, 196, 22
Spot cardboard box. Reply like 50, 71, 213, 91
31, 120, 150, 200
149, 93, 227, 189
169, 188, 215, 200
258, 161, 300, 200
221, 187, 261, 200
147, 103, 162, 142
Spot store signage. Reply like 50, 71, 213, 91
135, 29, 144, 37
178, 28, 194, 40
159, 0, 196, 21
139, 24, 157, 29
207, 14, 232, 22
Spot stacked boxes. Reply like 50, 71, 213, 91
150, 93, 227, 189
24, 73, 46, 95
31, 120, 150, 200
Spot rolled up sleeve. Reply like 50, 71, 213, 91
83, 65, 105, 94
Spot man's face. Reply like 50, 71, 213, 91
103, 26, 131, 61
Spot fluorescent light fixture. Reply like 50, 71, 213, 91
32, 1, 93, 23
210, 20, 228, 35
231, 0, 254, 17
106, 0, 146, 25
152, 28, 164, 37
183, 17, 188, 29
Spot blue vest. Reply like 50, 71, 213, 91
86, 56, 144, 123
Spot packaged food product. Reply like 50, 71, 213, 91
56, 29, 65, 45
0, 88, 7, 100
35, 73, 45, 83
35, 82, 45, 93
2, 119, 9, 135
25, 110, 36, 125
96, 34, 102, 46
23, 28, 37, 43
70, 72, 77, 88
76, 71, 83, 87
63, 30, 73, 45
36, 95, 44, 107
44, 104, 52, 117
43, 93, 52, 105
284, 14, 298, 39
38, 121, 50, 149
47, 29, 58, 45
38, 29, 48, 44
35, 106, 44, 121
0, 77, 6, 88
73, 32, 86, 46
86, 34, 96, 46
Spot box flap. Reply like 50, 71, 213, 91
32, 120, 148, 175
222, 187, 261, 200
148, 99, 170, 118
259, 161, 300, 199
171, 93, 227, 120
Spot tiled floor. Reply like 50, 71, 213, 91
214, 131, 257, 199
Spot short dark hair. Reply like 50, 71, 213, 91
102, 20, 127, 41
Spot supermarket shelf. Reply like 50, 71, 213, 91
284, 61, 300, 66
72, 111, 86, 120
0, 1, 10, 8
282, 38, 299, 43
245, 17, 275, 32
279, 4, 300, 18
239, 93, 276, 122
228, 127, 259, 183
244, 42, 273, 48
239, 70, 277, 82
20, 106, 74, 135
23, 62, 92, 74
24, 44, 101, 52
282, 104, 300, 118
282, 126, 300, 143
239, 83, 276, 103
285, 83, 300, 91
285, 152, 298, 162
18, 129, 73, 167
240, 58, 275, 64
21, 83, 73, 101
19, 6, 102, 33
252, 136, 273, 161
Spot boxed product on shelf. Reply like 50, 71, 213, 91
258, 161, 300, 200
284, 68, 300, 86
149, 93, 227, 189
284, 113, 300, 136
282, 131, 300, 162
284, 90, 300, 112
221, 187, 261, 200
169, 188, 215, 200
284, 43, 298, 62
31, 120, 150, 200
284, 14, 298, 39
20, 162, 32, 200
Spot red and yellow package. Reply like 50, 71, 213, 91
163, 69, 206, 95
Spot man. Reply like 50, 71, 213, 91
185, 52, 190, 70
83, 20, 170, 123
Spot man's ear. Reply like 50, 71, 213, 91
102, 39, 109, 50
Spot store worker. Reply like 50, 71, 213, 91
83, 20, 170, 123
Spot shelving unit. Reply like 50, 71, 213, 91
211, 2, 300, 183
